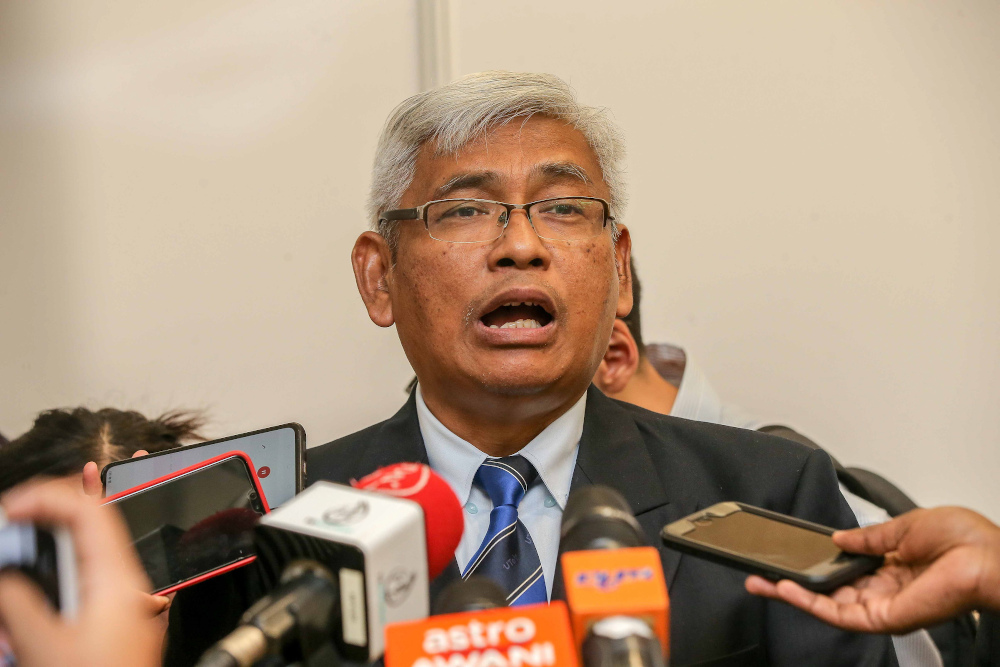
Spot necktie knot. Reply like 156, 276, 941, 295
474, 455, 538, 509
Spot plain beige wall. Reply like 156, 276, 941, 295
2, 2, 997, 519
453, 0, 1000, 518
0, 0, 421, 441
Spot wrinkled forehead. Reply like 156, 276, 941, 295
409, 116, 609, 200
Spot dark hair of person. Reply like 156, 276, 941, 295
620, 255, 645, 358
0, 408, 204, 494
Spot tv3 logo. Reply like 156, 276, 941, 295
574, 567, 654, 592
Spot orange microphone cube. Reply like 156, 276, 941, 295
560, 546, 670, 659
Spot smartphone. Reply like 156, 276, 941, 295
660, 501, 883, 592
0, 516, 78, 616
103, 451, 269, 595
102, 423, 304, 508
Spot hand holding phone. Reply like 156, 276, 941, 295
0, 479, 162, 667
745, 506, 1000, 634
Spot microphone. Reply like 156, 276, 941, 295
196, 560, 338, 667
560, 485, 670, 666
199, 463, 463, 666
384, 600, 579, 667
433, 576, 508, 615
582, 617, 667, 667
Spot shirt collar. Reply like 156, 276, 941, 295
669, 352, 724, 423
416, 385, 586, 510
668, 349, 764, 430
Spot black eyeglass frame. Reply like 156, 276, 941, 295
378, 196, 614, 243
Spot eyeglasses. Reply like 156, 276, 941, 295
379, 197, 613, 243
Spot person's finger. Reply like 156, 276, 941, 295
744, 575, 780, 598
833, 510, 921, 556
132, 450, 149, 458
2, 481, 150, 593
140, 593, 172, 618
81, 461, 103, 497
0, 572, 59, 658
771, 579, 883, 633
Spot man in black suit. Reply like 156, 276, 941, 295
303, 71, 897, 665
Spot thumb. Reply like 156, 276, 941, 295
82, 461, 103, 497
0, 572, 60, 657
833, 511, 916, 556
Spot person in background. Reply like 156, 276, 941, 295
0, 479, 163, 667
590, 257, 948, 666
0, 407, 203, 496
747, 507, 1000, 667
0, 406, 203, 664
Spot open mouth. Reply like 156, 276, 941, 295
480, 301, 555, 330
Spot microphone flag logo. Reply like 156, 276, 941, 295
355, 462, 431, 497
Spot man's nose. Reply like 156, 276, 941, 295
489, 208, 551, 269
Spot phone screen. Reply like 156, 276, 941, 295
103, 425, 300, 507
106, 456, 266, 593
0, 523, 61, 608
685, 511, 840, 572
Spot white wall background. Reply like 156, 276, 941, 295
2, 1, 997, 519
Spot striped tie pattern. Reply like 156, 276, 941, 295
461, 455, 547, 606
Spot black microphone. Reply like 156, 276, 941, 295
559, 485, 670, 667
195, 560, 337, 667
560, 485, 646, 552
432, 576, 508, 615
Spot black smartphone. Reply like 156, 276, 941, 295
660, 502, 883, 593
102, 423, 305, 508
103, 452, 269, 595
0, 519, 78, 615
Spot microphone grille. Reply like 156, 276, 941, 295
560, 485, 646, 552
433, 576, 508, 615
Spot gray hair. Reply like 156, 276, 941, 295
369, 71, 628, 249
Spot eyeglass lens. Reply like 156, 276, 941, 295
425, 199, 605, 243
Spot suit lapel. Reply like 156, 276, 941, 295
565, 386, 699, 591
352, 392, 470, 596
350, 390, 429, 479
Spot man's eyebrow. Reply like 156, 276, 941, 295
530, 161, 593, 185
432, 171, 502, 199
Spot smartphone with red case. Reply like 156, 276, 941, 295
103, 451, 269, 595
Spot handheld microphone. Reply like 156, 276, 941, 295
384, 601, 579, 667
196, 560, 337, 667
200, 464, 463, 665
582, 616, 667, 667
433, 576, 508, 615
560, 485, 670, 666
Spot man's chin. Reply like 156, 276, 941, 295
470, 368, 574, 398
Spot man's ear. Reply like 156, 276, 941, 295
593, 319, 640, 395
613, 225, 633, 318
352, 231, 395, 327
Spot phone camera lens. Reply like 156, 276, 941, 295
249, 492, 258, 501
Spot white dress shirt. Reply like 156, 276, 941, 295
416, 385, 585, 598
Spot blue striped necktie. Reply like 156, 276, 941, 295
461, 455, 547, 606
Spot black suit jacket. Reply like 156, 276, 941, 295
307, 386, 897, 666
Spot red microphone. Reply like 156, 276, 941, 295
354, 462, 464, 580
